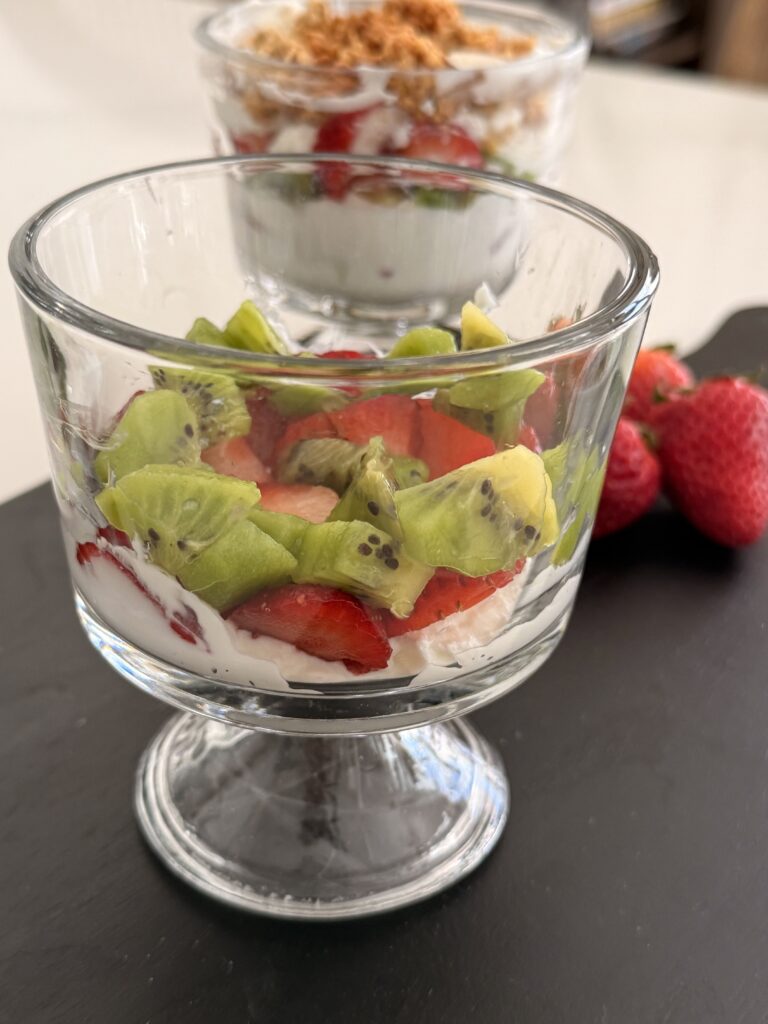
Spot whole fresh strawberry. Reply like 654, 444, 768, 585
652, 377, 768, 546
593, 417, 661, 538
624, 346, 694, 424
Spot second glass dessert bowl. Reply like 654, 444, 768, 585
197, 0, 588, 184
10, 155, 657, 919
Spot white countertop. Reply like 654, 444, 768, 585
2, 1, 768, 503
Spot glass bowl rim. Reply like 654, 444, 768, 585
9, 153, 659, 374
194, 0, 590, 79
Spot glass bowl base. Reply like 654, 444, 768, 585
135, 712, 508, 920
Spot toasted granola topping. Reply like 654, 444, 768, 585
246, 0, 535, 70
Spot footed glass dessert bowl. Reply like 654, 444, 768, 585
10, 156, 657, 919
197, 0, 588, 185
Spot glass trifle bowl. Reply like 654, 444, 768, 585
10, 156, 657, 919
196, 0, 588, 185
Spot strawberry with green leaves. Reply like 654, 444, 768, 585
624, 346, 694, 424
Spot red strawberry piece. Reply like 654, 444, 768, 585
313, 108, 374, 199
231, 131, 273, 154
245, 387, 287, 468
258, 483, 338, 523
593, 418, 661, 538
417, 404, 495, 478
75, 543, 201, 645
522, 373, 558, 448
318, 350, 366, 395
202, 436, 271, 483
227, 584, 392, 673
624, 347, 694, 424
329, 395, 419, 456
273, 410, 337, 462
548, 316, 574, 332
651, 377, 768, 546
172, 605, 205, 645
381, 565, 522, 637
396, 123, 483, 172
96, 525, 132, 548
517, 424, 541, 453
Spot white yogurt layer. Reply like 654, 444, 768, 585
66, 509, 548, 693
232, 186, 525, 310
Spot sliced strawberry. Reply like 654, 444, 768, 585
172, 604, 205, 645
417, 404, 495, 479
274, 410, 337, 462
75, 542, 201, 646
313, 108, 374, 199
96, 525, 131, 548
317, 350, 366, 360
258, 483, 338, 523
517, 424, 541, 453
382, 565, 522, 637
318, 350, 367, 396
231, 131, 273, 154
245, 387, 287, 467
329, 395, 419, 456
202, 436, 271, 483
395, 123, 483, 173
228, 584, 392, 673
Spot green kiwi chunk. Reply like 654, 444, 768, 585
460, 302, 509, 351
433, 368, 544, 447
247, 507, 310, 555
278, 438, 363, 494
223, 301, 287, 354
392, 455, 429, 489
542, 442, 606, 565
177, 519, 296, 611
279, 437, 429, 495
387, 327, 456, 359
186, 318, 226, 346
150, 367, 251, 446
395, 446, 558, 576
329, 437, 402, 539
294, 520, 433, 618
94, 390, 201, 484
96, 464, 261, 576
268, 384, 348, 418
448, 369, 545, 412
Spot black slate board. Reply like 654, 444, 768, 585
1, 311, 767, 1024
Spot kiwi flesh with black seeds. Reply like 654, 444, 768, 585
329, 437, 402, 539
94, 390, 201, 484
293, 520, 433, 618
395, 446, 559, 576
150, 367, 251, 447
96, 464, 261, 576
177, 519, 296, 611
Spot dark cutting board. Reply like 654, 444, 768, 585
1, 310, 767, 1024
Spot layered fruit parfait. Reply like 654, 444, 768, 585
198, 0, 587, 187
67, 298, 602, 690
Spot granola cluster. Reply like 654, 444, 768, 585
246, 0, 535, 70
